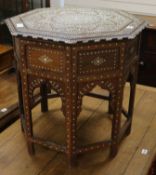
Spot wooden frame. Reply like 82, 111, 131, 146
13, 34, 140, 166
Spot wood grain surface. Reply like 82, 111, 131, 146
0, 84, 156, 175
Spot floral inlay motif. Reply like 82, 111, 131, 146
91, 57, 106, 66
38, 55, 53, 64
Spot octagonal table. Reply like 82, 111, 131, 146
6, 7, 146, 165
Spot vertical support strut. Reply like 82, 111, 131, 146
64, 45, 78, 166
40, 83, 48, 113
110, 85, 124, 158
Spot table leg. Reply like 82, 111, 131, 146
40, 83, 48, 113
64, 102, 78, 166
21, 74, 35, 154
108, 93, 113, 114
16, 69, 25, 132
126, 70, 137, 136
63, 90, 78, 166
110, 85, 124, 158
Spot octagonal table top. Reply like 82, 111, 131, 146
6, 7, 147, 43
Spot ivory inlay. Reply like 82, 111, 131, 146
6, 7, 147, 43
38, 55, 53, 64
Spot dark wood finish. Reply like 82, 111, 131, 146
138, 17, 156, 87
45, 0, 50, 7
22, 0, 29, 12
0, 103, 19, 132
0, 24, 12, 44
40, 83, 48, 112
85, 93, 110, 100
16, 66, 25, 131
148, 155, 156, 175
13, 34, 140, 166
0, 0, 22, 19
22, 0, 50, 11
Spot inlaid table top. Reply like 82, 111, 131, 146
6, 7, 147, 43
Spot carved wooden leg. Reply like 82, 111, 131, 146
110, 86, 124, 158
17, 71, 24, 132
16, 63, 25, 132
40, 83, 48, 113
64, 97, 78, 166
63, 85, 78, 166
25, 110, 35, 155
22, 74, 35, 155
